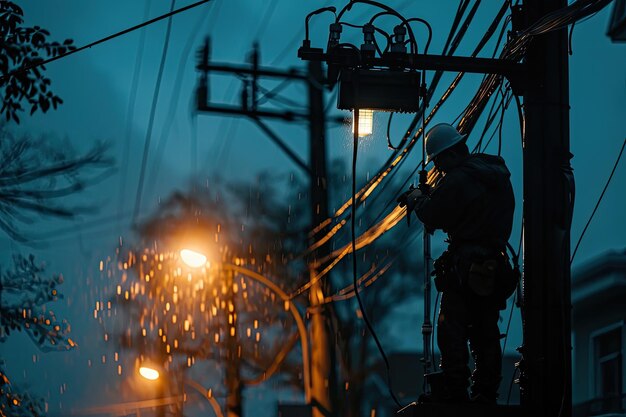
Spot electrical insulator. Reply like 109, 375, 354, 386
361, 23, 376, 57
391, 25, 407, 54
328, 23, 342, 48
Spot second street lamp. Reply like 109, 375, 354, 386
138, 364, 224, 417
139, 366, 160, 381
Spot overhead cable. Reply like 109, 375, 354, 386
0, 0, 212, 84
571, 138, 626, 263
117, 0, 152, 233
132, 0, 177, 225
146, 2, 217, 198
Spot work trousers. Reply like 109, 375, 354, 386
437, 288, 502, 400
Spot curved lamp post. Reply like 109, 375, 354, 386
222, 264, 310, 403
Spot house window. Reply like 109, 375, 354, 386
593, 326, 622, 398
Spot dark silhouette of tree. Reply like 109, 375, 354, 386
0, 3, 110, 415
0, 254, 75, 417
0, 1, 75, 123
0, 128, 111, 242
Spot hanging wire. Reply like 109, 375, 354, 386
405, 17, 433, 54
146, 1, 216, 197
0, 0, 213, 84
351, 109, 404, 409
132, 0, 177, 225
568, 22, 576, 55
432, 291, 440, 372
117, 0, 151, 232
481, 94, 513, 153
386, 113, 401, 150
507, 367, 520, 405
473, 85, 505, 153
497, 87, 510, 156
571, 138, 626, 263
501, 298, 516, 353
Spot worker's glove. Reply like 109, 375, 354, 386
397, 186, 414, 207
397, 187, 424, 212
397, 186, 425, 226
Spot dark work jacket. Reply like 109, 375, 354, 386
414, 154, 515, 248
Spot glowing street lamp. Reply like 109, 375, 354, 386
352, 109, 374, 137
180, 249, 207, 268
138, 365, 224, 417
139, 366, 160, 381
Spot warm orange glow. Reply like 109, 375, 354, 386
352, 109, 374, 137
139, 366, 160, 381
180, 249, 207, 268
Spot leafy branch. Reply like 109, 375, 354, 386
0, 1, 76, 123
0, 129, 113, 242
0, 364, 47, 417
0, 254, 76, 352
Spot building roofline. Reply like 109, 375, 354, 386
571, 248, 626, 307
572, 248, 626, 286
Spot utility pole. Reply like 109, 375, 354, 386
521, 0, 572, 416
307, 60, 335, 417
224, 266, 242, 417
195, 39, 336, 416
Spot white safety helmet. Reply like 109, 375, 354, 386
424, 123, 467, 164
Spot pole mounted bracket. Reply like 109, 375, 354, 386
299, 45, 527, 97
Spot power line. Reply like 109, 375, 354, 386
146, 1, 217, 198
571, 138, 626, 263
351, 111, 404, 409
132, 0, 177, 225
254, 0, 279, 41
117, 0, 151, 233
0, 0, 212, 84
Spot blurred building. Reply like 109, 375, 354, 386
572, 249, 626, 417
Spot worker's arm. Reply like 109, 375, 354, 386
414, 171, 483, 232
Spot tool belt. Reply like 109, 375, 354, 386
432, 249, 460, 292
432, 244, 517, 301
